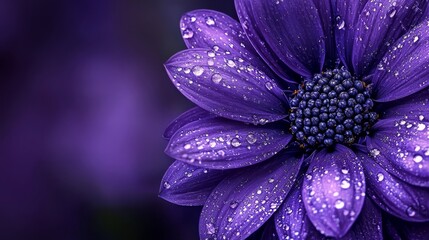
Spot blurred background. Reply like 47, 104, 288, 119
0, 0, 236, 239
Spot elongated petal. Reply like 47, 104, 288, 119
166, 117, 291, 169
334, 0, 369, 70
165, 49, 287, 124
367, 118, 429, 187
303, 145, 366, 238
199, 150, 303, 240
159, 161, 229, 206
359, 152, 429, 221
372, 19, 429, 101
379, 87, 429, 120
235, 0, 329, 78
163, 107, 214, 139
351, 0, 427, 76
180, 9, 277, 79
274, 179, 311, 240
340, 198, 383, 240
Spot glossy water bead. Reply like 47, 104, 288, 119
289, 67, 378, 148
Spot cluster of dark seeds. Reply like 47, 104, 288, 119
289, 67, 378, 148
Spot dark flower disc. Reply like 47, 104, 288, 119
289, 67, 378, 148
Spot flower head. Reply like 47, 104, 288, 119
161, 0, 429, 239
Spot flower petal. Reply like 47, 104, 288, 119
334, 0, 369, 71
166, 117, 291, 169
164, 107, 214, 139
372, 19, 429, 101
302, 145, 366, 238
351, 0, 427, 76
199, 150, 303, 239
159, 161, 229, 206
180, 10, 279, 81
274, 178, 311, 240
367, 118, 429, 187
359, 151, 429, 221
340, 198, 383, 240
165, 49, 287, 124
235, 0, 329, 77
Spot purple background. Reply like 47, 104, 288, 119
0, 0, 235, 239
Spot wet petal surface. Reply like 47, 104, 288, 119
199, 150, 303, 240
164, 107, 214, 139
159, 161, 229, 206
165, 49, 287, 124
372, 19, 429, 101
367, 117, 429, 187
180, 9, 277, 79
235, 0, 329, 78
166, 117, 291, 169
303, 145, 366, 238
274, 178, 311, 240
359, 152, 429, 221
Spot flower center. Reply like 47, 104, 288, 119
289, 67, 378, 148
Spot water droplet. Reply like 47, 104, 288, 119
209, 141, 217, 148
419, 115, 425, 121
206, 223, 216, 235
413, 36, 419, 43
377, 173, 384, 182
270, 202, 278, 209
246, 133, 257, 144
227, 217, 233, 222
370, 148, 381, 157
186, 172, 193, 177
268, 178, 275, 183
341, 168, 349, 174
226, 59, 236, 68
231, 138, 241, 147
230, 201, 238, 209
341, 180, 350, 189
182, 28, 194, 39
211, 73, 222, 84
417, 123, 426, 131
336, 16, 345, 30
285, 207, 293, 215
406, 207, 416, 217
265, 82, 274, 90
388, 8, 397, 18
163, 181, 171, 189
192, 66, 204, 76
184, 143, 191, 150
413, 155, 423, 163
256, 189, 262, 194
190, 16, 196, 22
205, 16, 215, 26
335, 199, 345, 209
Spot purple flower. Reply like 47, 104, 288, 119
160, 0, 429, 239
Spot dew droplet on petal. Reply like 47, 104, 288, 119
211, 73, 222, 84
231, 138, 241, 147
192, 66, 204, 76
406, 207, 416, 217
163, 181, 171, 189
205, 16, 215, 26
229, 201, 238, 209
206, 223, 216, 235
377, 173, 384, 182
340, 180, 350, 189
335, 199, 345, 209
246, 133, 257, 144
413, 155, 423, 163
182, 28, 194, 39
